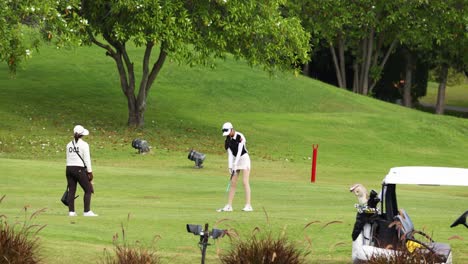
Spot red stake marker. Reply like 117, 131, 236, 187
311, 144, 319, 183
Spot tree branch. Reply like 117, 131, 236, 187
136, 41, 155, 110
146, 43, 168, 91
120, 44, 136, 99
86, 28, 116, 58
379, 39, 398, 69
368, 39, 398, 93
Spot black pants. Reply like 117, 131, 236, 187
66, 166, 92, 212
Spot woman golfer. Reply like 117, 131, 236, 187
217, 122, 253, 212
65, 125, 98, 217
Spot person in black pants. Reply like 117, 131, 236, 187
65, 125, 97, 217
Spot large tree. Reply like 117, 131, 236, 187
395, 0, 467, 109
427, 1, 467, 115
55, 0, 310, 128
286, 0, 452, 98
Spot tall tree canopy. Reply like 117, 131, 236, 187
53, 0, 310, 128
0, 0, 62, 74
286, 0, 421, 95
286, 0, 467, 110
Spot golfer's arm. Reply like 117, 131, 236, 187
234, 141, 245, 167
227, 149, 234, 169
83, 144, 92, 172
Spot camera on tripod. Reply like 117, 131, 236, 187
188, 149, 205, 168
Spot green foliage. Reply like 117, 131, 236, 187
0, 0, 60, 74
51, 0, 311, 127
285, 0, 467, 95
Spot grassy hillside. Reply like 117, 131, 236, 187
1, 44, 468, 263
421, 81, 468, 108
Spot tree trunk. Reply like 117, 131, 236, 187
89, 33, 167, 128
330, 33, 347, 89
358, 39, 367, 94
302, 61, 310, 77
361, 29, 374, 95
402, 50, 413, 108
330, 45, 344, 88
435, 64, 449, 115
352, 62, 359, 93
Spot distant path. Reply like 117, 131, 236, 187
419, 102, 468, 113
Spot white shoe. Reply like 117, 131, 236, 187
69, 211, 77, 217
216, 205, 233, 212
83, 211, 98, 217
242, 205, 253, 212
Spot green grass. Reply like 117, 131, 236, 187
420, 81, 468, 107
1, 44, 468, 263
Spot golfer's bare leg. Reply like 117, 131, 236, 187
242, 169, 251, 205
227, 173, 239, 206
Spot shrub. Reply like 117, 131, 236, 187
0, 195, 46, 264
220, 233, 308, 264
101, 245, 160, 264
100, 215, 160, 264
366, 247, 441, 264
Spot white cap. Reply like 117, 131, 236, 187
73, 125, 89, 136
222, 122, 233, 136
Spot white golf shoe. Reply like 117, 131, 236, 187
83, 211, 98, 217
69, 211, 77, 217
216, 204, 233, 212
242, 205, 253, 212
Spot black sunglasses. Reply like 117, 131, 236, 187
222, 128, 230, 132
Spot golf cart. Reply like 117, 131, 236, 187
351, 166, 468, 263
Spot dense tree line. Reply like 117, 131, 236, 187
1, 0, 466, 126
285, 0, 467, 113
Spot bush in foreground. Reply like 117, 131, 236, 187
219, 231, 308, 264
0, 195, 46, 264
100, 215, 160, 264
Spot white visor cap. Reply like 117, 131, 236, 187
73, 125, 89, 136
221, 122, 233, 136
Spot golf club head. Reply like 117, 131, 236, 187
450, 210, 468, 228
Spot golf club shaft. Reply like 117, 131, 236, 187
225, 170, 235, 192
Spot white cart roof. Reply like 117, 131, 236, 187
383, 166, 468, 186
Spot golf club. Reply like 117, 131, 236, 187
225, 169, 235, 192
216, 170, 236, 212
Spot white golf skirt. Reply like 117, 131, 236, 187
235, 153, 251, 170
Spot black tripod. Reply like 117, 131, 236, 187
186, 223, 226, 264
199, 223, 210, 264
